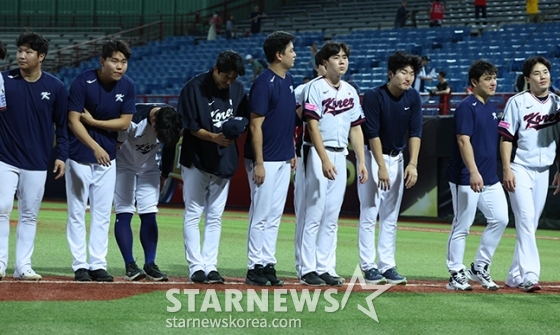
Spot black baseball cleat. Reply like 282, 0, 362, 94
300, 272, 326, 286
245, 264, 270, 286
125, 262, 146, 281
144, 263, 168, 282
74, 268, 92, 282
190, 270, 207, 283
207, 270, 225, 284
263, 264, 284, 286
88, 269, 114, 282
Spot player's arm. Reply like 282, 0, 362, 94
80, 108, 133, 131
404, 93, 423, 189
498, 101, 518, 193
52, 84, 69, 179
160, 142, 177, 191
499, 137, 515, 192
553, 144, 560, 195
68, 111, 111, 166
369, 137, 390, 190
250, 113, 266, 185
349, 125, 367, 184
190, 128, 233, 147
307, 118, 336, 180
362, 89, 390, 190
457, 134, 483, 192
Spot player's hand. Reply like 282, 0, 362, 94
160, 176, 168, 192
290, 156, 297, 172
357, 162, 368, 184
53, 159, 65, 179
322, 159, 337, 180
80, 108, 95, 126
553, 171, 560, 195
469, 171, 484, 193
253, 163, 266, 186
214, 133, 233, 147
404, 163, 418, 189
378, 167, 391, 191
502, 168, 516, 192
93, 146, 111, 167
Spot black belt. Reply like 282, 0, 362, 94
382, 148, 401, 156
325, 146, 345, 152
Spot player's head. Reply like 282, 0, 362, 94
213, 50, 245, 90
468, 60, 497, 98
263, 31, 296, 69
0, 40, 6, 60
16, 32, 48, 70
387, 51, 422, 91
153, 106, 183, 146
522, 56, 551, 96
320, 41, 350, 78
437, 71, 446, 81
99, 40, 131, 82
314, 51, 327, 77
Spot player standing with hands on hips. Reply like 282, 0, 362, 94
0, 32, 68, 280
358, 51, 422, 285
499, 56, 560, 292
66, 40, 136, 282
244, 31, 297, 286
179, 50, 248, 284
298, 42, 368, 286
445, 60, 508, 291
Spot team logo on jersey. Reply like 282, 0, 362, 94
492, 112, 497, 120
135, 142, 158, 154
323, 97, 355, 115
404, 107, 410, 110
211, 107, 234, 128
86, 79, 97, 84
290, 85, 294, 93
7, 74, 19, 79
115, 94, 124, 102
524, 112, 560, 130
208, 101, 215, 106
41, 92, 51, 100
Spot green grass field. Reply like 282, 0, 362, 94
2, 201, 559, 334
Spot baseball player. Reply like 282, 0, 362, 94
66, 40, 136, 282
445, 60, 508, 291
293, 52, 326, 279
110, 103, 182, 281
0, 32, 68, 281
499, 56, 560, 292
244, 31, 297, 286
358, 51, 423, 285
179, 50, 248, 284
298, 41, 368, 286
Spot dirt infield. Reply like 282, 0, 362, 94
1, 276, 559, 301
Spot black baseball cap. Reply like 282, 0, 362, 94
221, 116, 249, 139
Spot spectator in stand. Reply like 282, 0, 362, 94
430, 71, 452, 115
307, 43, 319, 76
394, 1, 410, 28
249, 5, 267, 34
207, 12, 221, 41
413, 56, 433, 93
245, 54, 265, 82
475, 0, 487, 26
526, 0, 542, 23
226, 15, 236, 39
429, 0, 445, 27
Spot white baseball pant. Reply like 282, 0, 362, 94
293, 155, 306, 278
245, 159, 291, 269
0, 161, 46, 275
182, 165, 230, 275
66, 159, 116, 272
300, 147, 346, 276
358, 150, 404, 273
446, 182, 508, 272
506, 162, 548, 286
114, 163, 159, 215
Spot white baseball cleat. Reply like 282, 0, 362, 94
467, 263, 499, 291
14, 268, 42, 281
446, 269, 473, 291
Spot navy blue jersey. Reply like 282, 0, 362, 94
179, 70, 248, 178
244, 68, 297, 162
361, 84, 422, 151
68, 69, 136, 163
446, 95, 500, 185
0, 69, 68, 170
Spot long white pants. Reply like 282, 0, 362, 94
182, 165, 230, 275
506, 163, 548, 285
300, 148, 346, 276
446, 182, 508, 272
0, 161, 46, 275
245, 159, 291, 269
358, 151, 404, 273
66, 159, 116, 272
293, 155, 306, 278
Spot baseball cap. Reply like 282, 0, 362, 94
221, 116, 249, 139
245, 54, 253, 61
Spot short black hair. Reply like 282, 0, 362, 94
438, 71, 446, 78
522, 56, 551, 78
215, 50, 246, 76
16, 32, 49, 58
263, 31, 295, 63
314, 51, 323, 67
320, 41, 350, 61
0, 40, 6, 60
101, 39, 131, 60
468, 60, 497, 84
154, 106, 183, 146
387, 51, 422, 74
